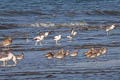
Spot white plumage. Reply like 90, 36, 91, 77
54, 35, 61, 44
67, 35, 72, 40
67, 29, 77, 40
106, 24, 115, 32
106, 24, 115, 36
71, 29, 77, 36
44, 32, 49, 37
0, 51, 17, 67
33, 35, 45, 45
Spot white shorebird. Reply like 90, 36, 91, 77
33, 34, 45, 45
106, 24, 115, 36
67, 35, 73, 40
44, 32, 49, 38
54, 35, 61, 44
0, 51, 23, 67
71, 29, 77, 36
67, 29, 77, 40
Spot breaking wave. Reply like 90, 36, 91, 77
1, 21, 120, 31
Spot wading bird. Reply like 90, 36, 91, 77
45, 50, 54, 59
0, 51, 23, 67
44, 32, 49, 38
0, 37, 12, 47
54, 48, 65, 59
106, 24, 115, 36
33, 34, 45, 45
54, 35, 61, 44
70, 50, 79, 57
67, 29, 77, 40
16, 53, 24, 60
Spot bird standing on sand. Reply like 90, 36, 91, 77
106, 24, 115, 36
33, 34, 45, 45
0, 37, 12, 47
54, 35, 61, 44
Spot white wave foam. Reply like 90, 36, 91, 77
30, 22, 55, 27
29, 22, 88, 28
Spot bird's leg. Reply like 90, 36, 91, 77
107, 31, 109, 36
103, 53, 106, 56
42, 39, 44, 43
39, 41, 42, 45
70, 38, 72, 41
56, 40, 58, 44
26, 38, 29, 43
12, 56, 17, 66
2, 61, 6, 67
68, 38, 72, 42
35, 41, 38, 46
5, 61, 7, 65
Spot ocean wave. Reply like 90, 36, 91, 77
30, 22, 55, 27
0, 10, 50, 16
0, 21, 120, 30
1, 9, 120, 17
29, 22, 88, 28
84, 10, 120, 16
0, 22, 91, 30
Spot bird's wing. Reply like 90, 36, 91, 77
34, 36, 40, 40
0, 53, 8, 59
54, 36, 57, 39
